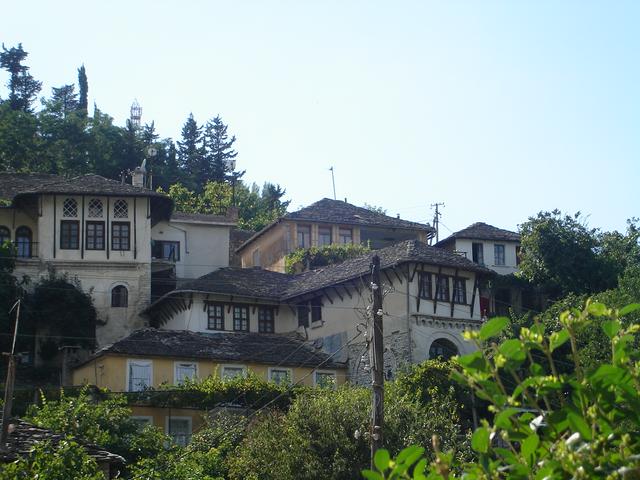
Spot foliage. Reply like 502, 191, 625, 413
26, 387, 166, 464
160, 180, 290, 231
0, 43, 42, 112
23, 268, 97, 355
285, 243, 372, 273
363, 300, 640, 479
0, 242, 22, 353
518, 211, 639, 299
227, 381, 470, 480
0, 439, 103, 480
363, 203, 387, 215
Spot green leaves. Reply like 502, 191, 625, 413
499, 339, 526, 362
471, 426, 490, 453
374, 449, 391, 473
619, 303, 640, 316
479, 317, 509, 341
602, 320, 621, 339
567, 412, 591, 441
521, 434, 540, 466
549, 329, 570, 352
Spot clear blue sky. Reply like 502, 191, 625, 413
3, 0, 639, 234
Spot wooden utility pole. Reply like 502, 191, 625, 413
370, 255, 384, 466
1, 300, 20, 449
431, 202, 445, 243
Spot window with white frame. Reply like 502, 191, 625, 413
338, 228, 352, 244
127, 359, 152, 392
166, 417, 192, 446
269, 368, 292, 385
452, 278, 467, 304
113, 199, 128, 218
318, 226, 332, 246
221, 365, 246, 380
62, 198, 78, 217
88, 198, 103, 218
174, 362, 197, 384
494, 244, 506, 266
314, 370, 337, 389
297, 225, 311, 248
436, 275, 450, 301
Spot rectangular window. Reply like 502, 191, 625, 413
297, 225, 311, 248
222, 365, 246, 380
318, 226, 332, 246
453, 278, 467, 304
60, 220, 79, 250
258, 307, 274, 333
207, 303, 224, 330
174, 362, 197, 384
418, 272, 432, 299
166, 417, 191, 447
311, 298, 322, 323
252, 249, 261, 267
472, 242, 484, 264
86, 221, 105, 250
233, 306, 249, 332
152, 240, 180, 261
436, 275, 450, 301
314, 371, 337, 389
494, 244, 505, 266
297, 304, 309, 328
131, 416, 153, 429
338, 228, 352, 244
269, 368, 292, 385
127, 359, 152, 392
112, 222, 131, 251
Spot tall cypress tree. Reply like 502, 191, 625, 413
203, 115, 238, 183
177, 113, 205, 191
0, 44, 41, 112
77, 65, 88, 116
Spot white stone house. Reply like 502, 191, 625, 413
144, 240, 493, 381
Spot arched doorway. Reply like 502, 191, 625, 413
428, 338, 459, 360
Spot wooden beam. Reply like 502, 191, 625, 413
187, 293, 193, 310
383, 269, 394, 288
341, 284, 352, 299
470, 275, 479, 318
433, 266, 442, 314
322, 289, 334, 305
202, 295, 209, 312
451, 268, 459, 317
409, 263, 419, 282
393, 268, 403, 285
332, 286, 344, 302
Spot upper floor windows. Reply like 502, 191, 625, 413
258, 307, 275, 333
113, 199, 128, 219
233, 306, 249, 332
15, 226, 32, 258
297, 225, 311, 248
418, 272, 432, 299
88, 198, 103, 218
112, 222, 130, 251
494, 244, 506, 266
436, 275, 450, 301
472, 242, 484, 265
127, 359, 151, 391
62, 198, 78, 217
86, 221, 105, 250
0, 226, 9, 245
452, 278, 467, 304
207, 303, 224, 331
318, 226, 332, 246
60, 221, 79, 250
338, 228, 352, 244
152, 240, 179, 261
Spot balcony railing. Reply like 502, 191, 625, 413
4, 241, 39, 259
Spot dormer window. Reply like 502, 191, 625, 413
113, 199, 128, 218
88, 198, 103, 218
62, 198, 78, 218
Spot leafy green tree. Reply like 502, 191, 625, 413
177, 113, 205, 191
0, 43, 42, 112
285, 243, 372, 273
0, 102, 41, 171
0, 242, 22, 353
0, 439, 103, 480
77, 65, 88, 116
203, 115, 239, 183
87, 106, 126, 179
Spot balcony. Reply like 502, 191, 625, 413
5, 241, 39, 259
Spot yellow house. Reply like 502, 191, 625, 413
236, 198, 435, 272
72, 328, 347, 444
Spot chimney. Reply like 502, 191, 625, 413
132, 165, 146, 188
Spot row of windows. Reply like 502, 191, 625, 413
471, 243, 517, 267
207, 304, 275, 333
297, 225, 353, 249
60, 220, 130, 251
0, 226, 33, 257
418, 272, 467, 304
127, 359, 337, 393
61, 198, 129, 219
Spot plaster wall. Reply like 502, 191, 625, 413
454, 238, 519, 275
151, 221, 231, 279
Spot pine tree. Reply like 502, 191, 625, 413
177, 113, 205, 191
77, 65, 88, 116
42, 84, 78, 117
0, 43, 42, 112
203, 115, 238, 183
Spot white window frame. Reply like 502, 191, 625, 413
126, 359, 153, 392
174, 361, 198, 384
221, 364, 247, 380
313, 370, 337, 389
494, 244, 506, 266
268, 367, 293, 385
165, 416, 192, 446
131, 415, 154, 427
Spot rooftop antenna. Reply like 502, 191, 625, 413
130, 99, 142, 128
329, 167, 336, 200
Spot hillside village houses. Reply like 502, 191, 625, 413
1, 168, 524, 442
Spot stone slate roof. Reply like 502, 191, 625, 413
435, 222, 520, 246
86, 328, 344, 369
178, 267, 292, 300
0, 173, 169, 202
238, 198, 434, 252
171, 211, 236, 225
150, 240, 492, 309
0, 416, 125, 465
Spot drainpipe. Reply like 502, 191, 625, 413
167, 224, 189, 254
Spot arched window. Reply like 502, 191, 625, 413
0, 226, 9, 245
88, 198, 103, 218
111, 285, 128, 308
63, 198, 78, 217
15, 226, 32, 258
428, 338, 458, 361
113, 199, 128, 219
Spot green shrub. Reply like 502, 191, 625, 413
285, 243, 371, 273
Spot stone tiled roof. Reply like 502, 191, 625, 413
150, 240, 492, 308
0, 173, 169, 202
0, 416, 125, 465
237, 198, 434, 252
435, 222, 521, 246
88, 328, 344, 369
281, 239, 493, 299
